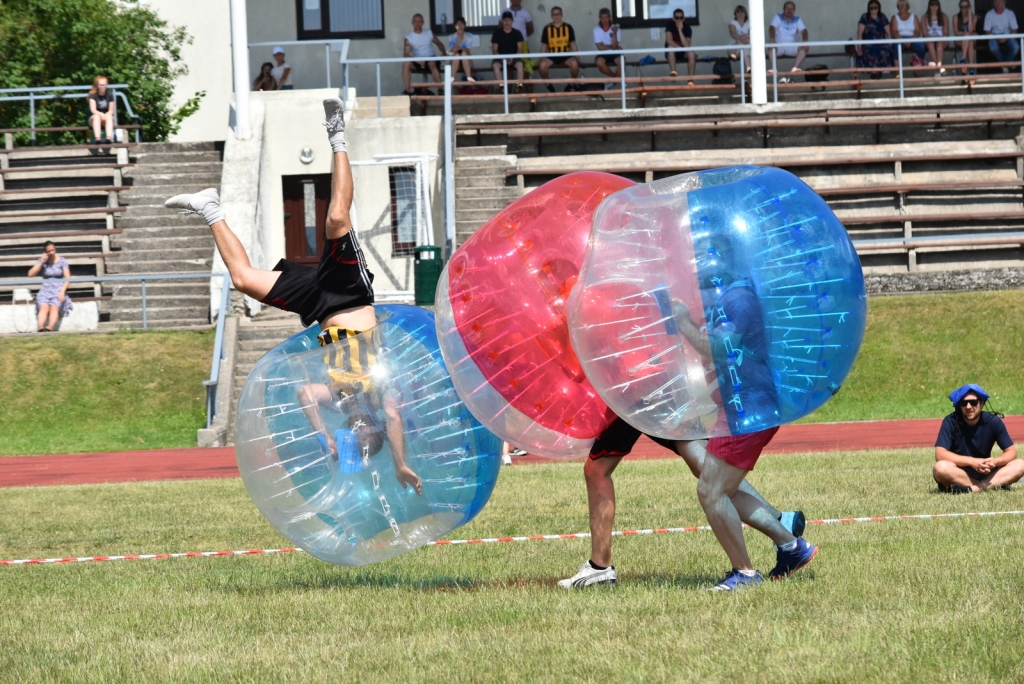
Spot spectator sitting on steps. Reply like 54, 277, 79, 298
983, 0, 1020, 71
729, 5, 751, 61
539, 6, 581, 92
933, 384, 1023, 493
593, 8, 623, 90
665, 7, 697, 86
87, 75, 116, 144
448, 17, 477, 83
403, 14, 446, 96
892, 0, 929, 68
769, 1, 809, 78
28, 241, 72, 332
492, 11, 526, 93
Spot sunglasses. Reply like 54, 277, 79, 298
674, 14, 684, 19
959, 399, 981, 407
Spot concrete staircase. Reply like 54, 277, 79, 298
228, 308, 307, 443
102, 142, 223, 329
454, 145, 519, 247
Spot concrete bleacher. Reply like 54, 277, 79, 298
452, 94, 1024, 276
0, 135, 223, 330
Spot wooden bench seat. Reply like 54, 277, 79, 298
0, 228, 122, 241
0, 163, 130, 176
0, 206, 126, 222
0, 185, 129, 201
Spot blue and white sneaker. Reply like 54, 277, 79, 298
769, 537, 818, 580
779, 510, 806, 537
709, 568, 763, 591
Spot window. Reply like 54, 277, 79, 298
390, 166, 419, 257
429, 0, 507, 33
615, 0, 699, 28
296, 0, 384, 39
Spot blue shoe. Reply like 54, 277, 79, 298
769, 538, 818, 580
779, 510, 806, 537
709, 568, 763, 591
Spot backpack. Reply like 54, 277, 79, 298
712, 57, 734, 85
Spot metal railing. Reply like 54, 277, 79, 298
1, 271, 232, 428
0, 84, 142, 144
251, 32, 1024, 115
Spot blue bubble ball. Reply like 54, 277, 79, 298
234, 304, 502, 566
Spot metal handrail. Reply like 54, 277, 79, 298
254, 32, 1024, 114
0, 84, 141, 144
0, 271, 232, 429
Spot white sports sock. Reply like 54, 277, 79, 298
198, 199, 224, 226
737, 569, 758, 577
328, 130, 347, 153
778, 539, 799, 552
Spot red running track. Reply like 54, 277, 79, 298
2, 416, 1022, 488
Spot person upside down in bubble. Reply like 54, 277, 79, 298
165, 98, 422, 495
670, 236, 817, 591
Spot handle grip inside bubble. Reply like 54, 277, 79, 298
652, 287, 680, 336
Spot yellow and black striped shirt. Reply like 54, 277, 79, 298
318, 327, 382, 414
542, 22, 576, 53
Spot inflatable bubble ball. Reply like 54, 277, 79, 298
568, 166, 867, 439
234, 304, 502, 566
435, 172, 636, 459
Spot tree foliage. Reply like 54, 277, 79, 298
0, 0, 204, 144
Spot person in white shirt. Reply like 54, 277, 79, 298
729, 5, 751, 61
593, 7, 623, 87
984, 0, 1020, 67
769, 1, 809, 72
507, 0, 534, 40
271, 47, 294, 90
402, 13, 447, 96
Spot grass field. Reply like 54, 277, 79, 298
0, 330, 213, 456
2, 450, 1023, 681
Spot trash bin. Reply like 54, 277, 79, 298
413, 245, 443, 306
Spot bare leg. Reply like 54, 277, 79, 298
462, 58, 474, 80
207, 219, 280, 301
90, 114, 101, 140
979, 460, 1024, 490
46, 305, 60, 330
596, 58, 614, 77
676, 441, 792, 545
667, 51, 678, 74
793, 47, 808, 70
402, 62, 413, 93
326, 152, 354, 240
104, 112, 114, 139
933, 460, 979, 492
37, 305, 49, 331
584, 456, 623, 567
697, 453, 755, 571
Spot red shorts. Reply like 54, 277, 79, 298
707, 426, 779, 471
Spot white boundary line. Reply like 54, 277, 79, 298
2, 509, 1022, 566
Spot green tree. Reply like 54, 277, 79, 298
0, 0, 204, 145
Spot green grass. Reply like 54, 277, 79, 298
1, 291, 1022, 457
2, 452, 1023, 681
0, 330, 213, 456
805, 290, 1024, 422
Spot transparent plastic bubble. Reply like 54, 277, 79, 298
435, 172, 635, 459
234, 305, 502, 566
568, 166, 867, 439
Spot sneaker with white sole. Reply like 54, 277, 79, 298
323, 97, 346, 152
768, 537, 818, 580
709, 568, 763, 591
557, 561, 617, 589
164, 188, 223, 226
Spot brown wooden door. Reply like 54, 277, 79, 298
283, 175, 331, 265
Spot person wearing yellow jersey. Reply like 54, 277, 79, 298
165, 98, 422, 495
539, 6, 581, 91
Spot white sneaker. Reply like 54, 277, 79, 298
164, 188, 222, 225
557, 561, 617, 589
323, 97, 346, 152
501, 454, 513, 465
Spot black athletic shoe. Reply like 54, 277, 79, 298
950, 483, 973, 495
546, 84, 556, 93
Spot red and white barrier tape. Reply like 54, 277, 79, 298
2, 509, 1021, 566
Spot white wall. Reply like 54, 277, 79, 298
145, 0, 233, 142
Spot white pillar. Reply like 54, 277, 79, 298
230, 0, 251, 139
749, 0, 767, 105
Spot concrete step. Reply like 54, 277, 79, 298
456, 207, 503, 223
454, 174, 509, 188
238, 327, 304, 344
455, 186, 519, 200
455, 198, 513, 211
98, 319, 213, 331
112, 235, 215, 250
122, 204, 210, 218
456, 145, 508, 158
136, 141, 219, 153
114, 226, 212, 241
103, 294, 209, 311
104, 282, 210, 297
115, 215, 209, 229
132, 152, 222, 165
454, 157, 515, 169
122, 172, 223, 186
125, 162, 222, 176
105, 259, 211, 273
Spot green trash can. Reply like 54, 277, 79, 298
413, 245, 443, 306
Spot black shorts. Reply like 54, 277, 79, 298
260, 233, 375, 328
411, 61, 435, 73
589, 417, 677, 459
935, 465, 1001, 492
596, 53, 622, 65
492, 57, 524, 67
545, 54, 573, 65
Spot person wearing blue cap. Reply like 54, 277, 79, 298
934, 384, 1022, 493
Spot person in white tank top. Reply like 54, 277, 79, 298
923, 0, 950, 70
891, 0, 928, 62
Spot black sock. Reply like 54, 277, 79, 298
589, 560, 608, 571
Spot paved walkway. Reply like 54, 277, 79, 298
2, 416, 1022, 488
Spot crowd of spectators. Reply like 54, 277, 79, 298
385, 0, 1021, 95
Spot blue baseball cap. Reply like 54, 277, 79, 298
948, 384, 990, 405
